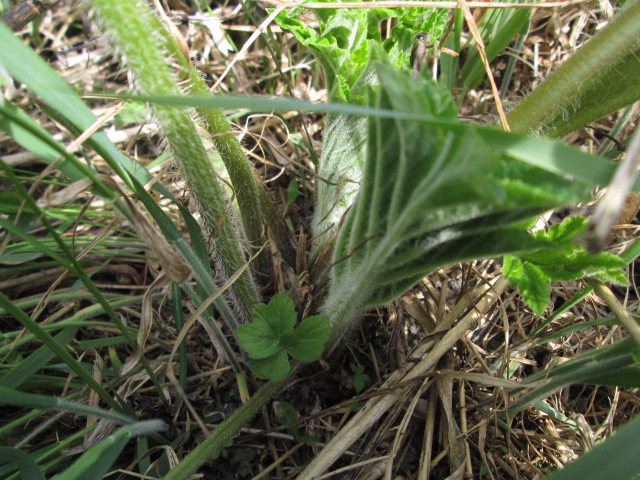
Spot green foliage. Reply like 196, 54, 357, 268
321, 62, 591, 346
275, 5, 448, 103
350, 364, 371, 395
276, 401, 319, 444
275, 5, 448, 248
504, 217, 627, 316
237, 294, 331, 380
2, 1, 639, 478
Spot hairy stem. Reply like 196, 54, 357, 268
507, 0, 640, 136
148, 9, 296, 273
86, 0, 259, 320
162, 379, 284, 480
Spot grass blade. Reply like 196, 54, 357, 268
0, 447, 45, 480
0, 327, 78, 389
0, 386, 135, 425
51, 420, 167, 480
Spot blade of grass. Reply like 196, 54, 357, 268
0, 291, 122, 412
0, 386, 136, 424
125, 92, 638, 191
0, 22, 242, 338
162, 379, 284, 480
0, 161, 168, 401
51, 420, 167, 480
0, 327, 78, 389
0, 448, 45, 480
460, 7, 530, 90
0, 296, 146, 356
172, 283, 189, 398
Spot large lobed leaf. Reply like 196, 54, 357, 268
275, 5, 447, 104
321, 63, 591, 344
275, 5, 448, 249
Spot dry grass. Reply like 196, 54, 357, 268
1, 0, 638, 479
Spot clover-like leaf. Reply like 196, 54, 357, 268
238, 295, 331, 380
253, 293, 297, 337
282, 315, 331, 363
236, 320, 281, 360
247, 350, 290, 381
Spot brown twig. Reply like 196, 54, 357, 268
1, 0, 61, 31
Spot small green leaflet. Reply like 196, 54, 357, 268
237, 293, 331, 381
350, 364, 371, 395
276, 401, 319, 444
503, 216, 627, 316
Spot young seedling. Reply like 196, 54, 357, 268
275, 401, 319, 444
237, 293, 330, 381
350, 364, 371, 395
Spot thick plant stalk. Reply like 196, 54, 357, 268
146, 9, 296, 271
86, 0, 259, 319
197, 105, 296, 271
162, 379, 284, 480
507, 0, 640, 136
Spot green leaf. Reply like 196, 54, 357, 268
276, 401, 320, 444
276, 5, 447, 249
534, 215, 588, 243
283, 315, 331, 362
238, 294, 299, 360
285, 178, 303, 213
253, 293, 297, 337
505, 216, 628, 315
247, 350, 290, 381
238, 295, 330, 379
507, 1, 640, 137
350, 364, 371, 394
275, 6, 447, 103
321, 63, 588, 343
236, 320, 282, 360
503, 256, 552, 316
507, 338, 640, 415
542, 413, 640, 480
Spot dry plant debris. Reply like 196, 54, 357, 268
0, 0, 638, 479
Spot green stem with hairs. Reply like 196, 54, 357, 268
147, 10, 296, 273
86, 0, 259, 320
162, 379, 284, 480
507, 0, 640, 136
